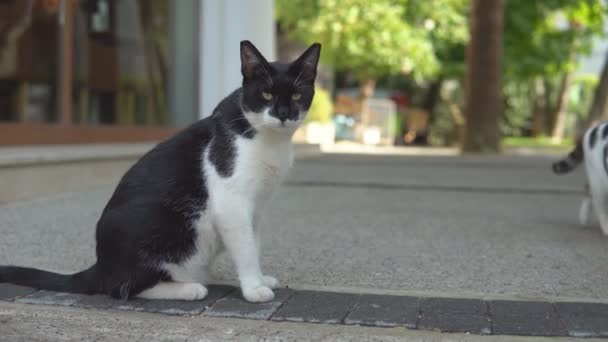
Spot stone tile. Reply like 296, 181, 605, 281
113, 285, 236, 316
344, 294, 419, 328
490, 300, 566, 336
0, 284, 37, 301
205, 288, 293, 320
418, 298, 490, 334
555, 302, 608, 337
17, 290, 113, 309
271, 290, 359, 324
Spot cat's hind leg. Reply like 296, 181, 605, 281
579, 197, 592, 227
596, 207, 608, 236
136, 282, 208, 301
253, 213, 279, 289
591, 192, 608, 236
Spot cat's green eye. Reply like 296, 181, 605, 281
262, 92, 273, 100
291, 93, 302, 101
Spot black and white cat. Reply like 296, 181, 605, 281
553, 122, 608, 235
0, 40, 321, 303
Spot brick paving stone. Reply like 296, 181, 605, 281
0, 284, 37, 301
490, 300, 566, 336
344, 294, 419, 328
555, 302, 608, 337
206, 288, 293, 320
419, 298, 490, 334
271, 290, 359, 324
112, 285, 236, 316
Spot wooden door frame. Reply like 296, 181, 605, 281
0, 123, 176, 145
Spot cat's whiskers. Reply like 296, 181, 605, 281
223, 116, 247, 127
241, 124, 260, 137
292, 70, 304, 88
294, 76, 315, 88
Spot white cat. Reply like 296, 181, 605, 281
553, 122, 608, 235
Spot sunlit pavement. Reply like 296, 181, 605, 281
2, 149, 608, 339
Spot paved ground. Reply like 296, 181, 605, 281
5, 300, 592, 342
1, 152, 605, 301
0, 151, 608, 341
2, 282, 608, 337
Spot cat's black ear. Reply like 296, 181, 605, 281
291, 43, 321, 83
240, 40, 270, 80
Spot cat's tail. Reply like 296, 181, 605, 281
552, 138, 584, 174
0, 263, 102, 294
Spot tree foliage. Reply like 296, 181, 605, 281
276, 0, 607, 144
502, 0, 605, 139
505, 0, 606, 80
276, 0, 446, 81
400, 0, 469, 78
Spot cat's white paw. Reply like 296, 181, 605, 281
262, 275, 279, 289
242, 286, 274, 303
179, 283, 208, 301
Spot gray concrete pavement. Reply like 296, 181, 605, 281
4, 300, 586, 342
1, 153, 606, 303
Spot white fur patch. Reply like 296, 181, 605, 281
582, 123, 608, 235
137, 282, 208, 301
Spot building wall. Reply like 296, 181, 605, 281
199, 0, 276, 118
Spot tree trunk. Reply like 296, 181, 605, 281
414, 78, 443, 145
358, 78, 376, 126
423, 78, 443, 122
584, 50, 608, 130
462, 0, 504, 153
531, 77, 547, 137
550, 72, 574, 143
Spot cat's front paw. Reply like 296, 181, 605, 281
262, 275, 279, 289
242, 286, 274, 303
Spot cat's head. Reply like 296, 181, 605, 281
240, 40, 321, 134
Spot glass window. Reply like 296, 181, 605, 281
0, 0, 59, 123
0, 0, 171, 126
73, 0, 169, 125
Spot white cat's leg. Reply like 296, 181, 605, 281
214, 204, 274, 303
136, 282, 208, 301
591, 193, 608, 236
595, 204, 608, 236
579, 197, 592, 227
252, 212, 279, 289
596, 209, 608, 236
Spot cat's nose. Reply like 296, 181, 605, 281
277, 107, 289, 122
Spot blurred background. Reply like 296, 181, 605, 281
0, 0, 606, 152
4, 1, 608, 316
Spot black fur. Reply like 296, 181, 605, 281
589, 125, 599, 149
601, 123, 608, 140
553, 136, 584, 174
0, 40, 321, 300
603, 145, 608, 176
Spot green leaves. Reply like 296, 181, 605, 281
276, 0, 449, 81
504, 0, 606, 80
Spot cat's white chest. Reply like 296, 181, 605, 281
231, 135, 293, 198
204, 134, 293, 210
